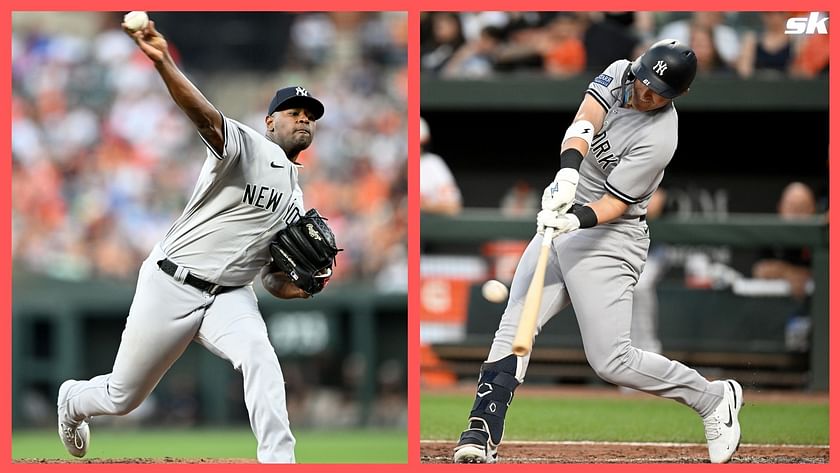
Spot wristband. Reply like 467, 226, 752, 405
572, 205, 598, 228
560, 148, 584, 170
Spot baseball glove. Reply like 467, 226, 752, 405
269, 209, 342, 295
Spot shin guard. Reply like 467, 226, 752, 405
467, 354, 522, 447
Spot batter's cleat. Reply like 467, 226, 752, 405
57, 380, 89, 458
453, 420, 498, 463
703, 379, 743, 463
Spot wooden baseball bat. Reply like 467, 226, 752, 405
512, 227, 554, 356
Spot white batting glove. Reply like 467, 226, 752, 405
536, 209, 580, 236
541, 168, 579, 213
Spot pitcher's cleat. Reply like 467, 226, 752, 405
57, 380, 90, 458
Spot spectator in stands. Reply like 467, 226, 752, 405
490, 12, 585, 76
540, 13, 586, 77
689, 24, 736, 76
500, 180, 539, 217
503, 11, 556, 37
658, 12, 741, 68
582, 12, 645, 73
790, 13, 829, 79
441, 25, 505, 78
752, 181, 819, 352
419, 117, 462, 215
421, 12, 466, 73
488, 15, 548, 73
12, 12, 407, 286
752, 182, 816, 302
289, 13, 336, 69
458, 11, 511, 43
735, 12, 796, 78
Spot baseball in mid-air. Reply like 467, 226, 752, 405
482, 279, 509, 303
123, 11, 149, 32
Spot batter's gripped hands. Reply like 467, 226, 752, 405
536, 209, 580, 236
123, 20, 169, 64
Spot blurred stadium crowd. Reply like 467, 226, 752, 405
421, 11, 829, 79
12, 12, 408, 291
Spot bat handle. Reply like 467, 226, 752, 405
541, 226, 555, 245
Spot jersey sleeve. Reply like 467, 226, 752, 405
220, 114, 246, 160
585, 60, 629, 113
604, 116, 678, 204
196, 112, 248, 163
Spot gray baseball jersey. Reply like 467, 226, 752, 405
483, 61, 726, 425
578, 59, 678, 217
59, 114, 302, 463
162, 115, 305, 286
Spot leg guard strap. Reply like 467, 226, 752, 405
458, 427, 490, 447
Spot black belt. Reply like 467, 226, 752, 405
156, 258, 236, 295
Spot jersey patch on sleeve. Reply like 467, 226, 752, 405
593, 73, 613, 87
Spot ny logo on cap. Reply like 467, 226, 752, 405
295, 86, 309, 97
653, 60, 668, 76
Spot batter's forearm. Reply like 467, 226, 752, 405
586, 194, 630, 225
154, 57, 224, 153
561, 94, 608, 161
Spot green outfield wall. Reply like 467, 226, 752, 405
422, 212, 828, 390
12, 277, 406, 428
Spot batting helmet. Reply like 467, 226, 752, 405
630, 39, 697, 99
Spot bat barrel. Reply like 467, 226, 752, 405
511, 227, 554, 357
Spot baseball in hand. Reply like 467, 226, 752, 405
123, 11, 149, 32
482, 279, 509, 303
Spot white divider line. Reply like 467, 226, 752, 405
421, 439, 829, 449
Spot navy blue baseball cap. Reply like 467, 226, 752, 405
267, 86, 325, 119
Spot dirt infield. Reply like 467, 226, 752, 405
422, 441, 829, 464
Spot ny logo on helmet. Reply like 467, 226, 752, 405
295, 87, 309, 97
653, 60, 668, 76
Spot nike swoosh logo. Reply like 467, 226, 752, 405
724, 406, 733, 428
728, 380, 738, 406
724, 380, 737, 428
270, 162, 284, 168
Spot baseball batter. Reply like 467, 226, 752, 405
56, 19, 328, 463
453, 40, 743, 464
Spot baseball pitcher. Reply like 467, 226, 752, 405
56, 18, 339, 463
453, 40, 743, 464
